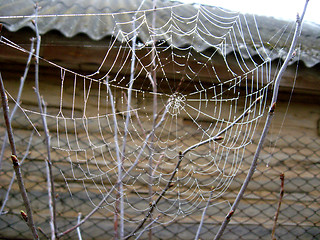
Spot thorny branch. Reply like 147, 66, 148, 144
0, 73, 39, 239
214, 1, 309, 239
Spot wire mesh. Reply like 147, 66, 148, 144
0, 110, 319, 240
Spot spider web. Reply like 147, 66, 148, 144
0, 0, 291, 235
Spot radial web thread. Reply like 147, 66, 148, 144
0, 2, 296, 234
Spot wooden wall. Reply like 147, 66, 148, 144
0, 29, 319, 239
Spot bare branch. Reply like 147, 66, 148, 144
124, 151, 184, 239
77, 212, 83, 240
0, 73, 39, 239
0, 37, 35, 215
214, 2, 309, 239
183, 95, 262, 156
105, 76, 123, 240
38, 227, 49, 239
125, 94, 261, 239
33, 6, 57, 238
271, 173, 285, 240
122, 92, 147, 137
0, 131, 34, 215
57, 103, 169, 239
195, 189, 214, 240
147, 1, 158, 238
135, 215, 160, 240
0, 38, 35, 170
114, 12, 139, 237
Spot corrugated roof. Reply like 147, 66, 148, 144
1, 0, 320, 67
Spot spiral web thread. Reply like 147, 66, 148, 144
0, 1, 294, 235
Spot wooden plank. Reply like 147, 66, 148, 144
1, 29, 320, 96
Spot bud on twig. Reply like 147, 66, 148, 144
280, 173, 284, 181
11, 155, 19, 167
215, 136, 224, 141
226, 210, 234, 220
270, 102, 276, 113
21, 210, 28, 222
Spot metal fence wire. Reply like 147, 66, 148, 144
0, 110, 319, 240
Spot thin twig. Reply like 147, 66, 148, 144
43, 99, 58, 239
33, 5, 57, 238
124, 151, 184, 240
214, 2, 309, 239
194, 189, 214, 240
122, 92, 147, 137
0, 131, 34, 215
0, 37, 35, 215
77, 212, 83, 240
57, 98, 169, 239
148, 2, 158, 239
183, 95, 262, 156
114, 10, 139, 237
38, 227, 49, 239
151, 154, 164, 177
0, 38, 35, 170
135, 215, 160, 240
107, 76, 123, 240
271, 173, 285, 240
125, 95, 262, 239
0, 73, 39, 239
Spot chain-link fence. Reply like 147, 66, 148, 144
0, 110, 319, 240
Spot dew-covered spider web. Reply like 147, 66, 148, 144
0, 0, 296, 237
